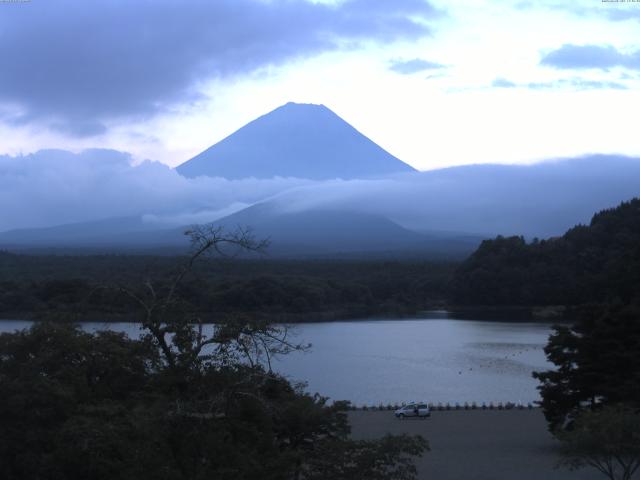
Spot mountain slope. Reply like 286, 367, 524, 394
0, 216, 154, 245
211, 204, 482, 258
176, 102, 416, 180
0, 216, 186, 252
0, 207, 482, 259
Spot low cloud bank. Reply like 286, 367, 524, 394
2, 149, 639, 239
259, 157, 640, 238
0, 149, 311, 232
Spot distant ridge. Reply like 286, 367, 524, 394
176, 102, 416, 180
3, 154, 639, 257
0, 208, 482, 260
210, 205, 483, 258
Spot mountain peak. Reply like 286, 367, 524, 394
282, 101, 325, 108
258, 101, 335, 123
176, 102, 416, 180
275, 101, 331, 113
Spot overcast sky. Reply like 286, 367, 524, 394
1, 0, 639, 170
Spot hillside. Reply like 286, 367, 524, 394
210, 203, 481, 258
450, 198, 640, 306
0, 208, 481, 259
0, 216, 156, 246
176, 102, 415, 179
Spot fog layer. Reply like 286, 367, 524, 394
1, 150, 639, 240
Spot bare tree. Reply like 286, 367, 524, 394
117, 224, 307, 371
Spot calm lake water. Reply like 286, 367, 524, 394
0, 316, 553, 405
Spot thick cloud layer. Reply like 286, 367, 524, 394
253, 158, 640, 238
2, 149, 639, 240
0, 149, 311, 231
541, 44, 640, 70
0, 0, 437, 136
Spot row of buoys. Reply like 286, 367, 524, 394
351, 402, 535, 411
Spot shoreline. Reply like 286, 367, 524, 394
0, 305, 572, 325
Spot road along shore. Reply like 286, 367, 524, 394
349, 409, 602, 480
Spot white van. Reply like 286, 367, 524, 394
394, 403, 431, 418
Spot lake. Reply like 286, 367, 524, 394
0, 315, 554, 406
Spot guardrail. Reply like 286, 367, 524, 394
349, 401, 537, 411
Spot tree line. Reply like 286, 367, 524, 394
0, 254, 454, 322
511, 200, 640, 480
450, 198, 640, 307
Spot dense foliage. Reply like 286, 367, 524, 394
0, 227, 428, 479
0, 323, 427, 480
451, 198, 640, 307
533, 303, 640, 430
0, 253, 454, 321
492, 199, 640, 480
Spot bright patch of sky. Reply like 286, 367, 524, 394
0, 0, 638, 170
